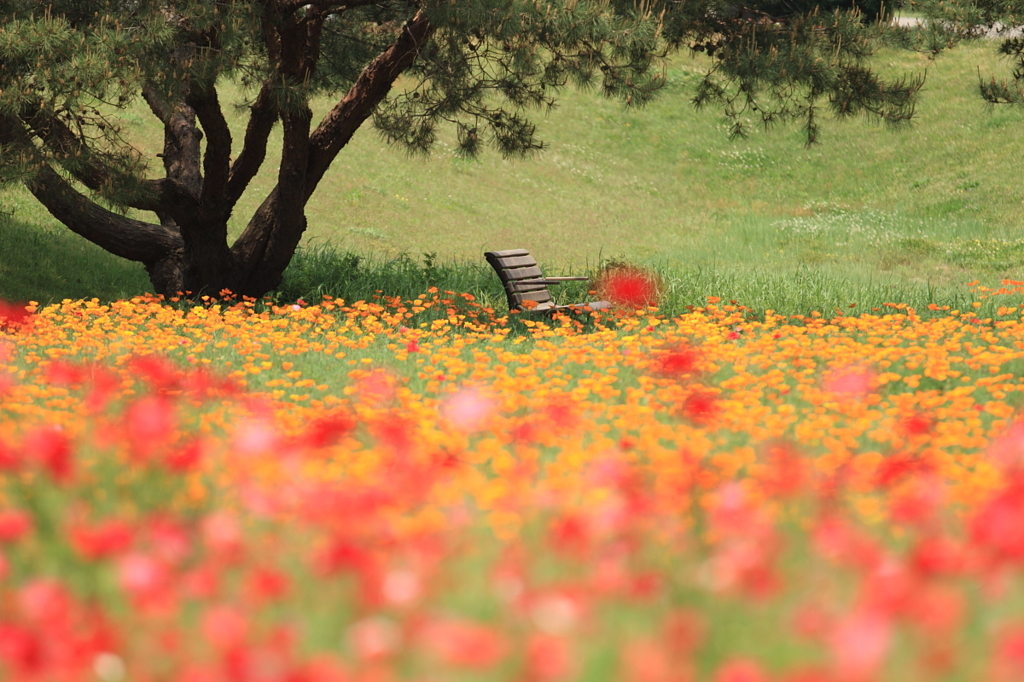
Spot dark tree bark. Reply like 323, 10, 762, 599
26, 167, 188, 294
231, 9, 434, 297
0, 110, 187, 292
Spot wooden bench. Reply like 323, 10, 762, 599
485, 249, 612, 313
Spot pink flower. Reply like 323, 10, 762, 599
45, 361, 86, 386
381, 568, 420, 607
988, 419, 1024, 471
0, 437, 19, 471
442, 388, 496, 433
126, 395, 178, 458
620, 637, 671, 682
0, 624, 42, 675
823, 366, 876, 398
0, 510, 32, 543
548, 513, 592, 557
202, 605, 249, 650
348, 617, 400, 661
525, 634, 575, 681
715, 659, 769, 682
828, 608, 891, 681
528, 590, 584, 636
165, 438, 205, 472
118, 552, 169, 596
970, 478, 1024, 561
417, 617, 509, 669
652, 344, 703, 378
355, 369, 396, 405
301, 413, 355, 448
148, 516, 192, 565
681, 390, 720, 425
233, 419, 280, 456
128, 355, 179, 391
201, 511, 242, 556
18, 579, 71, 625
70, 519, 133, 560
246, 567, 291, 603
0, 300, 33, 329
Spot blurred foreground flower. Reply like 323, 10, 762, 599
442, 388, 497, 433
0, 300, 32, 329
595, 266, 660, 309
823, 365, 877, 398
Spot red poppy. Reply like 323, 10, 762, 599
652, 344, 703, 378
595, 266, 660, 308
0, 300, 32, 329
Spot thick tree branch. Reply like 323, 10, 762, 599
130, 179, 203, 221
280, 111, 313, 194
189, 83, 233, 206
142, 83, 204, 203
300, 11, 327, 80
231, 106, 311, 277
27, 166, 183, 264
20, 107, 201, 221
142, 84, 173, 123
161, 104, 204, 200
0, 111, 180, 264
21, 110, 113, 194
304, 9, 433, 196
226, 82, 278, 203
261, 0, 284, 67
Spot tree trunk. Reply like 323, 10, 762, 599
140, 85, 242, 296
228, 10, 434, 298
10, 9, 433, 300
230, 188, 308, 297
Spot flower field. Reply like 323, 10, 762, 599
3, 284, 1024, 682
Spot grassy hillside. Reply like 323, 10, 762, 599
0, 199, 151, 303
1, 38, 1023, 309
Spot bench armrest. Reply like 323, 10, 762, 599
509, 277, 589, 290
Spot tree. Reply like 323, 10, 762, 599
909, 0, 1024, 104
0, 0, 921, 299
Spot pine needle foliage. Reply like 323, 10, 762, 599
683, 9, 922, 143
0, 0, 929, 298
902, 0, 1024, 105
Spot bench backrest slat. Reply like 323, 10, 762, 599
509, 281, 549, 293
490, 255, 538, 269
504, 265, 545, 281
486, 249, 531, 258
517, 290, 554, 303
485, 250, 554, 311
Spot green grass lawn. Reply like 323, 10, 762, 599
1, 39, 1023, 310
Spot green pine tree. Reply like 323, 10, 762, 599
0, 0, 922, 298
